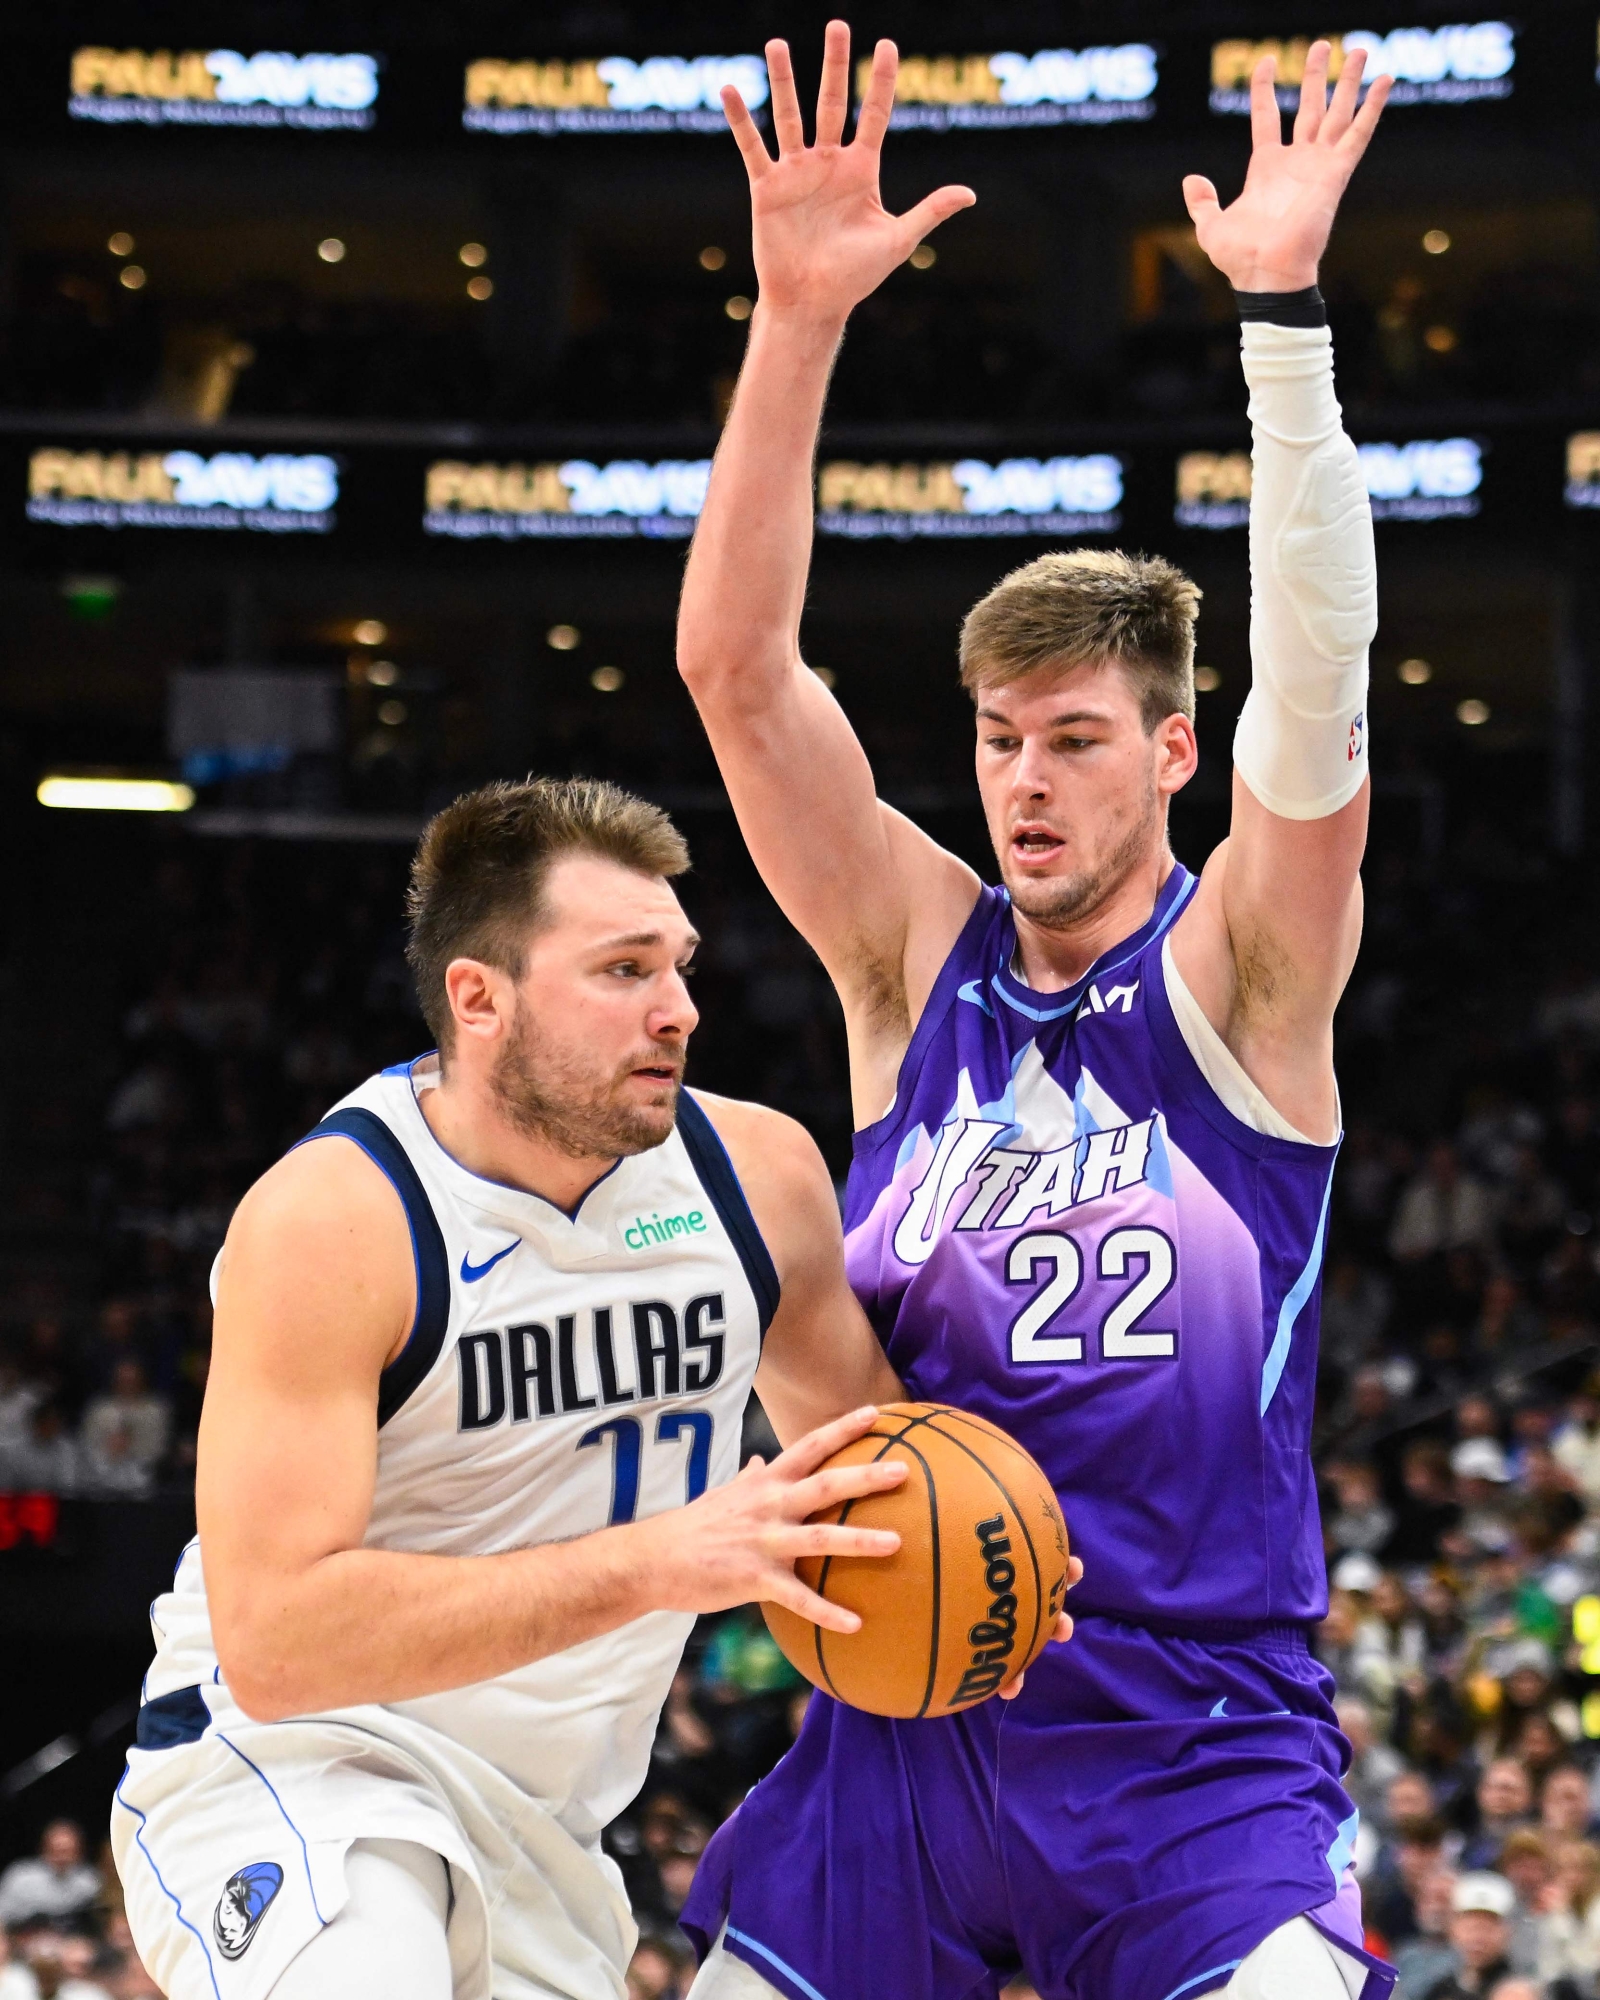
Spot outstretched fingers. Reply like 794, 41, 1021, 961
814, 17, 851, 148
1249, 54, 1282, 152
1181, 174, 1222, 242
895, 183, 976, 257
721, 84, 772, 178
1319, 44, 1367, 143
1293, 40, 1330, 143
1340, 68, 1392, 158
765, 37, 805, 154
853, 38, 899, 153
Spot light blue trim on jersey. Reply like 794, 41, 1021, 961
114, 1770, 223, 2000
1327, 1807, 1361, 1887
726, 1927, 831, 2000
989, 867, 1198, 1024
217, 1733, 329, 1926
1258, 1161, 1336, 1417
956, 979, 993, 1016
1159, 1959, 1244, 2000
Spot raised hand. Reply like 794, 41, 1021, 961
1182, 42, 1391, 293
722, 20, 975, 326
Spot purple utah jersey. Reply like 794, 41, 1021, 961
844, 861, 1336, 1633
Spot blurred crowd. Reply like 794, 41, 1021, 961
9, 241, 1597, 431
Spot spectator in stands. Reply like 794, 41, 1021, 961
1462, 1762, 1536, 1871
1453, 1439, 1515, 1556
0, 1823, 99, 1931
1496, 1828, 1554, 1974
1538, 1837, 1600, 1994
1390, 1142, 1496, 1264
1335, 1696, 1405, 1828
1365, 1815, 1449, 1946
626, 1935, 692, 2000
0, 1404, 78, 1495
1543, 1764, 1598, 1841
1421, 1872, 1516, 1999
1326, 1459, 1395, 1557
77, 1362, 170, 1496
1392, 1869, 1460, 1999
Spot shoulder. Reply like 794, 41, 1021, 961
687, 1090, 829, 1193
216, 1133, 415, 1353
685, 1091, 838, 1286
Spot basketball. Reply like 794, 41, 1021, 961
763, 1403, 1070, 1719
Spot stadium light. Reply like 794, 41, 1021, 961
38, 776, 194, 812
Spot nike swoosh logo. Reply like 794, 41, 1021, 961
459, 1239, 519, 1284
956, 979, 994, 1016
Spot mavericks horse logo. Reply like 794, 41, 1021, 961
213, 1861, 283, 1959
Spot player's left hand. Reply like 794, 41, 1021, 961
1181, 41, 1391, 294
997, 1555, 1084, 1701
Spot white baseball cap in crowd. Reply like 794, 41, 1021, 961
1451, 1437, 1510, 1483
1331, 1551, 1383, 1594
1452, 1871, 1517, 1918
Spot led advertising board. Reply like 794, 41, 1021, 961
1209, 23, 1514, 114
1174, 438, 1483, 528
815, 456, 1124, 537
69, 47, 380, 128
28, 447, 339, 533
860, 46, 1158, 129
462, 54, 768, 133
423, 458, 712, 536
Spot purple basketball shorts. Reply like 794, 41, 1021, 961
683, 1617, 1396, 2000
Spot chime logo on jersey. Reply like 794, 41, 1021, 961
212, 1862, 282, 1960
456, 1292, 726, 1429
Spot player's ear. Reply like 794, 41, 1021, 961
444, 956, 513, 1047
1155, 712, 1199, 798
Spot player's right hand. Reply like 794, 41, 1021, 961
636, 1405, 906, 1632
721, 21, 974, 327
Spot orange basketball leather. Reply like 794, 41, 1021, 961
763, 1402, 1070, 1719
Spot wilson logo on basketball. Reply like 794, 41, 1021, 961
951, 1515, 1020, 1704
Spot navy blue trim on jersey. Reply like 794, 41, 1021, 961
136, 1683, 211, 1750
294, 1107, 450, 1427
677, 1092, 780, 1338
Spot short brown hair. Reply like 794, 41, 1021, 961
958, 548, 1202, 729
405, 777, 689, 1056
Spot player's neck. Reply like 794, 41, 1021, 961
419, 1072, 618, 1215
1009, 848, 1175, 993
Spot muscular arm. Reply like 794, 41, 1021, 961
1170, 43, 1390, 1140
678, 28, 980, 1118
200, 1140, 906, 1722
698, 1092, 903, 1443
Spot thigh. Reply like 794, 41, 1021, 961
683, 1694, 1011, 2000
998, 1626, 1364, 2000
272, 1840, 452, 2000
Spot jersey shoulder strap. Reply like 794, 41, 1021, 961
295, 1105, 452, 1426
676, 1092, 780, 1337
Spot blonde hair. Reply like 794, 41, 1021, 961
405, 777, 689, 1056
958, 548, 1202, 729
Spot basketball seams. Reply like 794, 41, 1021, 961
923, 1420, 1047, 1682
815, 1428, 935, 1711
918, 1446, 941, 1720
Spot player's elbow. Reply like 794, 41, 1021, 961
213, 1607, 316, 1722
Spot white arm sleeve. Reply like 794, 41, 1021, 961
1231, 321, 1376, 821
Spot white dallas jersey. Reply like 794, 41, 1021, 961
144, 1056, 772, 1847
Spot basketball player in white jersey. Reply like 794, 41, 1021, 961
110, 777, 930, 2000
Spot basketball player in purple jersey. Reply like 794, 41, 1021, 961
674, 23, 1394, 2000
